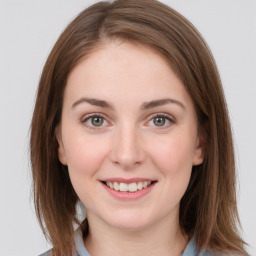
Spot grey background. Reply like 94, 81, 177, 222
0, 0, 255, 255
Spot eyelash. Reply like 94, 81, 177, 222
81, 113, 109, 130
147, 113, 175, 128
81, 113, 175, 130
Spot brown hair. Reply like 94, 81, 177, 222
30, 0, 247, 255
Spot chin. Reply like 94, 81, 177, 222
103, 210, 157, 231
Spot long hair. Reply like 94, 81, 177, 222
30, 0, 247, 255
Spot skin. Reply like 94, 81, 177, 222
57, 41, 204, 256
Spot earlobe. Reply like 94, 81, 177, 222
55, 127, 68, 165
193, 134, 205, 166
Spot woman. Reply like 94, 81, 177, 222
30, 0, 248, 255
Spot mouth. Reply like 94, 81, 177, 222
101, 180, 157, 193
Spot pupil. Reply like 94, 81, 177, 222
154, 117, 165, 126
92, 117, 103, 126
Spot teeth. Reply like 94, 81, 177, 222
106, 181, 113, 189
128, 182, 137, 192
105, 181, 153, 192
143, 181, 148, 188
113, 182, 119, 191
119, 183, 128, 192
137, 182, 143, 190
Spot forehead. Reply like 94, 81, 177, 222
64, 41, 193, 108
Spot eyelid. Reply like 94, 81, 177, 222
81, 112, 106, 122
80, 112, 175, 130
146, 112, 175, 128
81, 113, 110, 130
153, 112, 175, 121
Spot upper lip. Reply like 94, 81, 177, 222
101, 178, 157, 183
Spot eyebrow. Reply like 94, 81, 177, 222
72, 97, 114, 110
71, 97, 185, 111
140, 98, 185, 110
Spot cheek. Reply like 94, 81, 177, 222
63, 134, 110, 204
63, 133, 109, 178
147, 135, 195, 207
148, 133, 195, 178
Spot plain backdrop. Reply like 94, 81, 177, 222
0, 0, 255, 255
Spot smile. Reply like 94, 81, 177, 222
100, 179, 157, 200
104, 181, 153, 192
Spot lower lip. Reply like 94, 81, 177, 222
101, 182, 156, 200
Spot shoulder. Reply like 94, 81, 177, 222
181, 238, 210, 256
38, 229, 86, 256
38, 250, 52, 256
181, 238, 219, 256
38, 249, 79, 256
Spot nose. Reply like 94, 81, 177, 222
109, 124, 146, 170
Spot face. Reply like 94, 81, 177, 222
57, 41, 204, 231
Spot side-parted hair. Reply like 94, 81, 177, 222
30, 0, 247, 255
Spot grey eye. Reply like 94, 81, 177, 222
153, 117, 166, 126
91, 116, 104, 126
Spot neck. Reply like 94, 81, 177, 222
84, 211, 188, 256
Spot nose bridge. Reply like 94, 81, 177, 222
109, 121, 145, 169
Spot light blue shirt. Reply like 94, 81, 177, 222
40, 229, 212, 256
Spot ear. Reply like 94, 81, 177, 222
55, 126, 67, 165
193, 134, 205, 166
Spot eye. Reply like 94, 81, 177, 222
148, 114, 174, 128
82, 114, 108, 129
153, 116, 166, 126
90, 116, 104, 126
